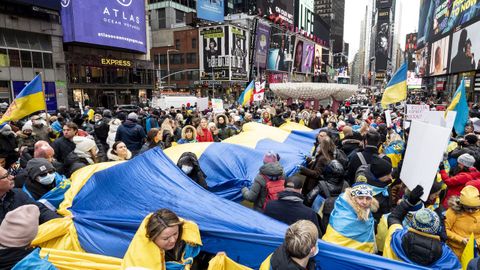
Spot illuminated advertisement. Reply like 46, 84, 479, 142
61, 0, 147, 53
296, 0, 314, 34
256, 0, 294, 27
313, 44, 322, 75
415, 46, 429, 77
375, 9, 390, 72
405, 33, 417, 71
253, 21, 271, 69
267, 27, 295, 72
294, 39, 314, 74
199, 26, 230, 81
450, 20, 480, 73
429, 35, 450, 76
197, 0, 224, 22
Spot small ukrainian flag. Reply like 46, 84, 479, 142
381, 62, 407, 108
0, 74, 46, 124
237, 80, 254, 106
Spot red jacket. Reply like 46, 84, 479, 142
465, 180, 480, 192
196, 128, 214, 142
441, 167, 480, 207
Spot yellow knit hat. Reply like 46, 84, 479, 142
460, 185, 480, 207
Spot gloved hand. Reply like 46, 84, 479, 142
439, 161, 445, 171
407, 185, 424, 206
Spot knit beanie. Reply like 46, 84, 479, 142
406, 208, 440, 235
26, 158, 54, 180
460, 185, 480, 207
127, 112, 138, 121
0, 205, 40, 247
350, 183, 373, 198
263, 151, 278, 164
458, 153, 475, 168
370, 158, 393, 179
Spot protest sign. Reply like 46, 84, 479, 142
211, 98, 224, 113
385, 110, 392, 127
400, 120, 451, 201
405, 104, 430, 121
197, 97, 209, 111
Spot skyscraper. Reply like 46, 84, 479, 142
314, 0, 345, 68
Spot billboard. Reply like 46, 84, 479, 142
61, 0, 146, 53
417, 0, 480, 48
375, 9, 390, 72
293, 39, 304, 72
199, 26, 230, 81
407, 71, 423, 89
267, 27, 295, 72
415, 46, 429, 77
253, 21, 271, 69
429, 35, 450, 76
294, 39, 314, 74
450, 20, 480, 73
256, 0, 294, 26
230, 26, 249, 81
314, 44, 323, 76
197, 0, 224, 22
405, 33, 417, 71
296, 0, 314, 34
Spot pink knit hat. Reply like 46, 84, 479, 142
0, 205, 40, 247
263, 151, 278, 164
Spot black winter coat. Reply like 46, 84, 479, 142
346, 146, 391, 185
264, 191, 321, 236
52, 136, 76, 164
0, 189, 60, 225
0, 246, 33, 270
269, 244, 316, 270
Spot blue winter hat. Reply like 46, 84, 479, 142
406, 208, 440, 235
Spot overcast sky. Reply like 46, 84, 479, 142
344, 0, 420, 62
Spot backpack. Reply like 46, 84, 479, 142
262, 174, 285, 209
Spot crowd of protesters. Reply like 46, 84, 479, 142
4, 94, 480, 269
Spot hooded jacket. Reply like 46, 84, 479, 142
440, 167, 480, 208
264, 190, 321, 236
216, 114, 233, 140
115, 120, 146, 153
107, 148, 132, 161
177, 125, 197, 144
177, 152, 208, 190
242, 162, 284, 211
107, 119, 122, 148
445, 196, 480, 258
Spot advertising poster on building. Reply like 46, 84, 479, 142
314, 44, 323, 76
199, 26, 230, 81
293, 39, 304, 72
429, 35, 450, 76
417, 0, 480, 48
256, 0, 294, 26
405, 33, 417, 71
296, 0, 314, 34
267, 27, 295, 73
197, 0, 224, 22
230, 26, 249, 81
450, 20, 480, 74
254, 22, 271, 69
375, 9, 390, 72
415, 46, 429, 77
302, 41, 315, 73
61, 0, 147, 53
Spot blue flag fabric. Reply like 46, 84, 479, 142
446, 79, 469, 136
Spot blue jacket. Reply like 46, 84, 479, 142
115, 120, 146, 153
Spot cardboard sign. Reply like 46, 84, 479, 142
385, 110, 392, 128
420, 111, 457, 130
197, 97, 209, 111
211, 98, 224, 113
400, 120, 452, 201
406, 104, 430, 121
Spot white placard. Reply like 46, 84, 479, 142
385, 110, 392, 127
197, 97, 209, 111
211, 98, 224, 113
406, 104, 430, 121
400, 120, 452, 201
420, 111, 457, 130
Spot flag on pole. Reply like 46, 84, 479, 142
253, 81, 265, 102
381, 62, 408, 108
446, 79, 469, 136
461, 233, 477, 270
0, 74, 46, 125
237, 80, 254, 106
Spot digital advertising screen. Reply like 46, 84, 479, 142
61, 0, 147, 53
375, 9, 390, 72
267, 27, 295, 72
256, 0, 294, 26
197, 0, 224, 22
415, 46, 429, 77
429, 35, 450, 76
253, 21, 271, 69
313, 44, 322, 76
450, 20, 480, 73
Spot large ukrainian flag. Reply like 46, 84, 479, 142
0, 74, 45, 124
381, 62, 407, 108
237, 80, 254, 106
446, 79, 469, 136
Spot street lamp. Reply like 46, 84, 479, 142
167, 49, 179, 88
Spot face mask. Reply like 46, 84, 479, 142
38, 173, 55, 185
182, 165, 193, 174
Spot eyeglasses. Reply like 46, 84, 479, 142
0, 172, 12, 180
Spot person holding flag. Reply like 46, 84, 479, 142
381, 62, 407, 108
0, 74, 46, 125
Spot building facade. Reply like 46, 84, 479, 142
0, 0, 67, 111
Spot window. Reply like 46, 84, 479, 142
8, 50, 20, 67
0, 49, 7, 67
175, 10, 185, 23
192, 38, 197, 49
158, 9, 166, 28
31, 52, 43, 68
186, 53, 196, 64
43, 53, 53, 69
20, 51, 32, 68
175, 39, 180, 50
159, 54, 167, 65
171, 54, 183, 64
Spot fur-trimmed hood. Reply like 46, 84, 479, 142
344, 187, 379, 221
181, 125, 197, 140
447, 196, 463, 213
15, 131, 36, 139
107, 148, 132, 161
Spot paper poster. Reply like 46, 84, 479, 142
211, 98, 224, 113
197, 97, 209, 111
405, 104, 430, 121
400, 120, 452, 201
385, 110, 392, 127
